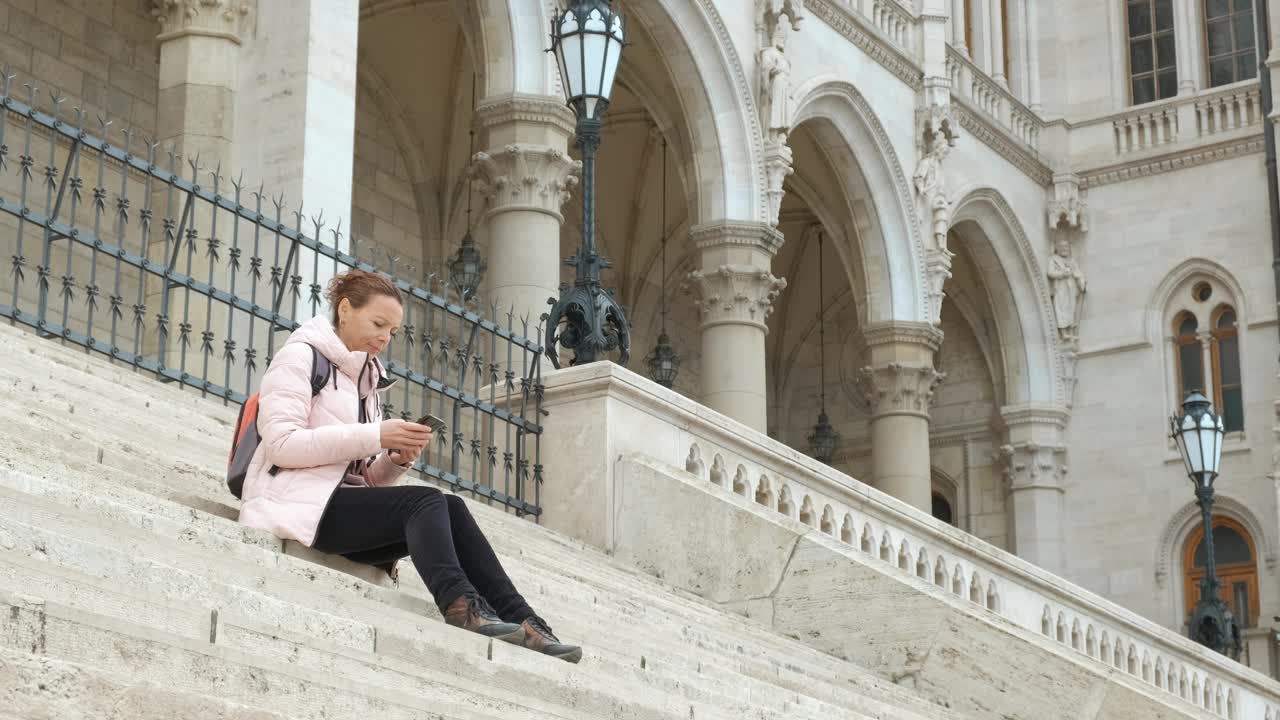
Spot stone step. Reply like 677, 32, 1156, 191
0, 591, 568, 720
0, 644, 295, 720
0, 322, 240, 425
0, 480, 924, 720
0, 323, 954, 719
0, 409, 949, 720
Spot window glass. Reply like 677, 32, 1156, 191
1127, 1, 1178, 103
1193, 525, 1252, 566
1204, 0, 1256, 86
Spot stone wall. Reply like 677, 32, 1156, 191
351, 82, 427, 272
0, 0, 158, 137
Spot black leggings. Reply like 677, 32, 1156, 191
312, 485, 534, 622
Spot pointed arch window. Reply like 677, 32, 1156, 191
1173, 312, 1203, 399
1210, 305, 1243, 432
1183, 517, 1258, 627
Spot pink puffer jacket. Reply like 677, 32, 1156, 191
237, 315, 408, 546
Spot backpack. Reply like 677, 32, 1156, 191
227, 344, 332, 499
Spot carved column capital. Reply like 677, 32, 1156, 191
917, 85, 959, 149
856, 362, 944, 419
683, 264, 787, 330
151, 0, 250, 43
469, 144, 582, 222
998, 441, 1068, 492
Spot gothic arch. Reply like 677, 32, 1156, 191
790, 77, 927, 326
949, 186, 1061, 407
1156, 494, 1277, 590
626, 0, 764, 225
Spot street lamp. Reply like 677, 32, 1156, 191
1170, 389, 1241, 659
544, 0, 631, 368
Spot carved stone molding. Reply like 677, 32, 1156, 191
861, 321, 944, 351
807, 0, 923, 91
684, 264, 788, 329
925, 248, 953, 327
1080, 137, 1264, 189
856, 362, 944, 418
762, 142, 794, 227
1047, 173, 1087, 232
469, 144, 582, 221
473, 94, 578, 138
151, 0, 250, 43
689, 221, 785, 254
954, 105, 1054, 185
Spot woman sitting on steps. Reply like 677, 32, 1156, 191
237, 268, 581, 663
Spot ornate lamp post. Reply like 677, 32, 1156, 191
807, 228, 838, 463
545, 0, 631, 368
449, 76, 486, 302
644, 136, 680, 388
1170, 390, 1241, 659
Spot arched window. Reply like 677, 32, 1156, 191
932, 493, 955, 526
1183, 517, 1258, 627
1127, 0, 1178, 104
1173, 312, 1203, 399
1210, 306, 1243, 432
1204, 0, 1257, 87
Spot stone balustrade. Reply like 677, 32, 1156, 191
945, 47, 1041, 151
537, 361, 1280, 720
1194, 85, 1264, 138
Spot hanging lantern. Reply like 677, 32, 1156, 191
808, 411, 839, 464
448, 230, 486, 302
645, 331, 681, 388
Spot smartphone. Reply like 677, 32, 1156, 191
413, 413, 447, 434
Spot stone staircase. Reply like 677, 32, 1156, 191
0, 320, 955, 720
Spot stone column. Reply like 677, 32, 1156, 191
233, 0, 359, 226
1025, 0, 1041, 112
989, 0, 1008, 87
149, 0, 248, 362
153, 0, 247, 165
684, 222, 787, 432
1000, 404, 1070, 575
857, 323, 944, 513
951, 0, 969, 57
469, 94, 579, 337
1007, 0, 1028, 100
973, 0, 993, 72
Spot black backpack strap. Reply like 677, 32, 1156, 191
305, 343, 333, 397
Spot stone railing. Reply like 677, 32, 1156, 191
1062, 80, 1264, 166
946, 46, 1041, 150
1193, 84, 1264, 139
537, 362, 1280, 720
867, 0, 912, 51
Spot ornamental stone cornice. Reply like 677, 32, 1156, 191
954, 105, 1053, 185
861, 321, 944, 351
689, 221, 785, 255
855, 362, 943, 419
474, 94, 578, 137
1079, 136, 1264, 189
683, 264, 788, 330
469, 144, 581, 222
807, 0, 923, 90
151, 0, 250, 44
999, 403, 1071, 430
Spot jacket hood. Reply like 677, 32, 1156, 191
285, 315, 396, 395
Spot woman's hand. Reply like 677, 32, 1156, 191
380, 419, 432, 454
382, 419, 431, 468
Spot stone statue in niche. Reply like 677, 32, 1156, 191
1047, 236, 1086, 343
912, 140, 951, 253
758, 15, 793, 143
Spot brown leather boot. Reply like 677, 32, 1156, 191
444, 594, 524, 643
521, 616, 582, 663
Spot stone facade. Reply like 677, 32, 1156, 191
5, 0, 1280, 681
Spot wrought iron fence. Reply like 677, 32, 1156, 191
0, 71, 546, 518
